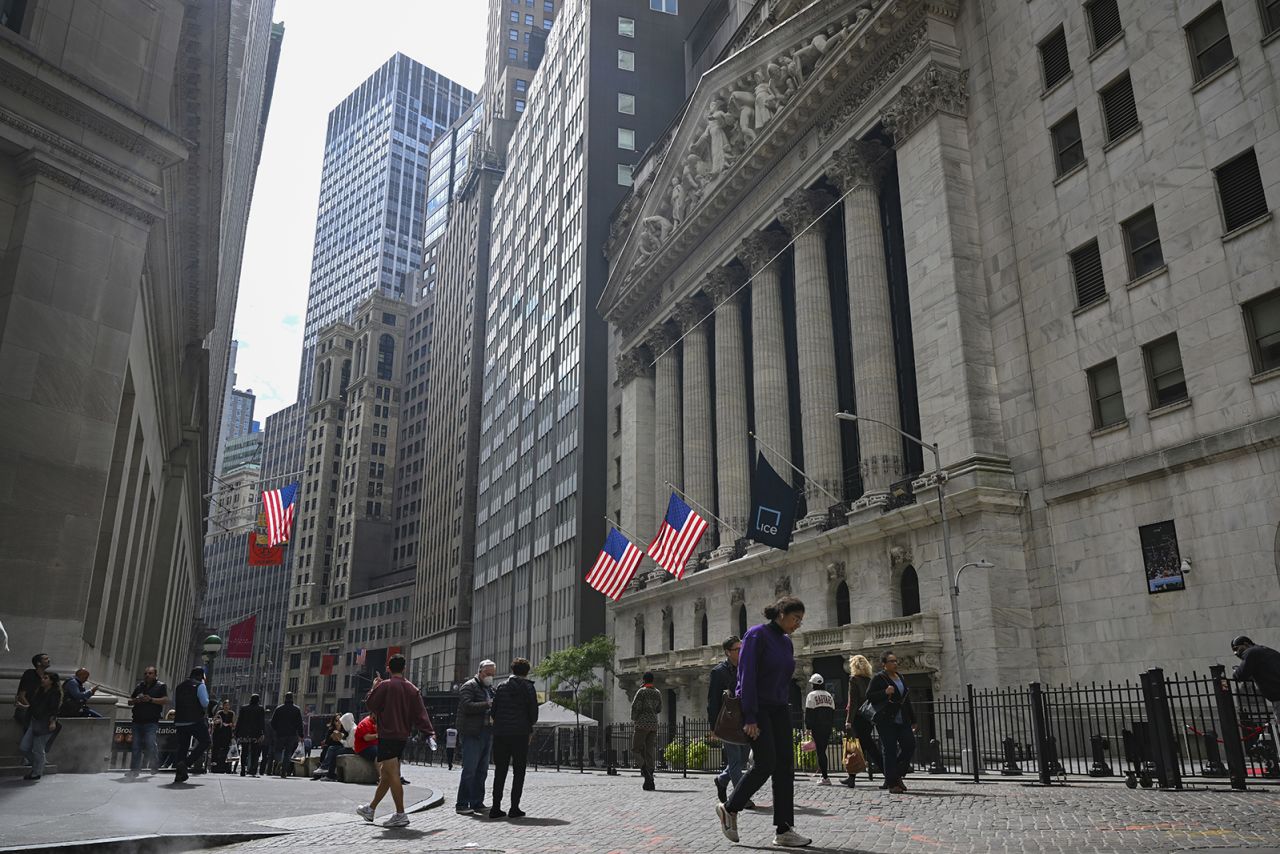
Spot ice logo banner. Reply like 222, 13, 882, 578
748, 451, 797, 550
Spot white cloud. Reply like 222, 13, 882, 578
231, 0, 487, 421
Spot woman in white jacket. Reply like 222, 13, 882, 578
313, 712, 356, 780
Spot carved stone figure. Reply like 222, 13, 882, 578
751, 70, 779, 128
636, 214, 673, 264
729, 86, 757, 144
701, 97, 734, 175
669, 175, 687, 225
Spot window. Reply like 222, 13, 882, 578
617, 49, 634, 70
515, 78, 527, 92
1085, 0, 1123, 50
1099, 72, 1139, 142
0, 0, 27, 34
510, 9, 519, 20
617, 127, 635, 150
1139, 521, 1185, 594
835, 582, 850, 626
1039, 26, 1071, 89
1185, 4, 1233, 82
618, 16, 635, 36
543, 18, 552, 28
700, 612, 709, 646
1264, 0, 1280, 35
1214, 148, 1268, 233
525, 13, 534, 24
509, 28, 518, 40
1050, 112, 1085, 176
1088, 359, 1126, 429
650, 0, 678, 11
899, 567, 921, 617
617, 163, 633, 186
1069, 240, 1106, 308
1121, 207, 1164, 279
1143, 335, 1188, 408
507, 47, 517, 60
515, 99, 526, 112
737, 604, 748, 636
618, 92, 636, 114
1244, 289, 1280, 374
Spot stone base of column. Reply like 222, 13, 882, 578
797, 511, 828, 531
851, 492, 890, 514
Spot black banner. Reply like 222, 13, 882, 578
748, 451, 797, 550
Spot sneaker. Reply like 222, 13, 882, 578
889, 785, 906, 794
642, 778, 655, 791
471, 805, 489, 815
455, 806, 472, 815
489, 807, 507, 819
174, 763, 189, 785
715, 777, 728, 804
400, 777, 410, 786
817, 777, 832, 786
840, 777, 856, 788
773, 829, 812, 847
383, 812, 410, 828
508, 807, 526, 818
716, 803, 739, 843
355, 804, 375, 823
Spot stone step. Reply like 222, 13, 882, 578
0, 762, 57, 777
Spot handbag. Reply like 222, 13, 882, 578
713, 690, 749, 745
858, 698, 877, 724
844, 737, 867, 775
801, 737, 816, 752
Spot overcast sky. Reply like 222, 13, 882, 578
231, 0, 487, 421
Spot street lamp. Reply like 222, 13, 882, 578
203, 634, 222, 704
835, 412, 987, 692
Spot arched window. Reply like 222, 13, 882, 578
737, 604, 748, 636
900, 565, 920, 616
699, 612, 709, 646
835, 581, 851, 626
635, 618, 645, 656
340, 359, 351, 395
666, 619, 675, 651
377, 334, 395, 380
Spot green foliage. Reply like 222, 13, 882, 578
686, 738, 709, 769
550, 683, 602, 717
663, 737, 686, 768
661, 737, 711, 770
534, 635, 618, 725
792, 729, 820, 771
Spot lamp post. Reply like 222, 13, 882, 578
835, 412, 986, 692
203, 634, 223, 708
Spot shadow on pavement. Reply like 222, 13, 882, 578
505, 817, 570, 826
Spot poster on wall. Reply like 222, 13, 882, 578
1140, 520, 1185, 594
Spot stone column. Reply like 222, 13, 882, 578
648, 323, 683, 527
740, 230, 792, 473
826, 139, 904, 504
616, 346, 657, 544
708, 266, 749, 554
778, 189, 844, 523
676, 295, 716, 551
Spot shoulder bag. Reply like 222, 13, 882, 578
713, 690, 749, 744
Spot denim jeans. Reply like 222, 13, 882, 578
19, 720, 54, 777
716, 740, 750, 790
455, 731, 493, 809
876, 720, 916, 786
131, 722, 159, 772
275, 736, 299, 775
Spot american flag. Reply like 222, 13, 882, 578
586, 528, 643, 600
262, 482, 298, 547
647, 492, 708, 579
355, 648, 366, 667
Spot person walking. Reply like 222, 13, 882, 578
127, 665, 167, 777
60, 669, 103, 718
455, 660, 497, 815
211, 700, 236, 772
270, 693, 304, 779
260, 706, 277, 776
490, 657, 538, 818
708, 636, 753, 807
866, 650, 916, 794
804, 674, 836, 785
716, 596, 811, 848
841, 653, 881, 787
172, 667, 212, 784
355, 653, 435, 829
631, 672, 661, 791
16, 669, 61, 781
445, 725, 458, 770
235, 694, 265, 777
1231, 635, 1280, 742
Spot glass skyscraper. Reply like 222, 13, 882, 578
297, 53, 475, 405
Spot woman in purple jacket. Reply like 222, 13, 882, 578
715, 596, 810, 848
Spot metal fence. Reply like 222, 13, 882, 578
595, 665, 1276, 790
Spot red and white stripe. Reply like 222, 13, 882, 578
263, 489, 295, 547
586, 541, 643, 601
647, 513, 708, 579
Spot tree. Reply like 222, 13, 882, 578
535, 635, 617, 729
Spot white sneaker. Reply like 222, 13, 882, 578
716, 803, 739, 843
774, 829, 812, 847
817, 777, 832, 786
383, 812, 410, 828
355, 804, 374, 823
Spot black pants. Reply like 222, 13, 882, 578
492, 733, 529, 809
446, 746, 455, 769
239, 741, 261, 775
725, 704, 794, 832
813, 728, 831, 778
176, 722, 210, 769
850, 716, 883, 774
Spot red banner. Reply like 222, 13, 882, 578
320, 654, 336, 676
387, 645, 402, 658
225, 615, 256, 659
247, 533, 283, 566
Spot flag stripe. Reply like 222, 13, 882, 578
262, 483, 298, 547
585, 529, 643, 600
646, 493, 708, 579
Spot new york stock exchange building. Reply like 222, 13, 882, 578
599, 0, 1280, 723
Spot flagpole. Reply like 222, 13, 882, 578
663, 481, 744, 538
602, 516, 645, 545
748, 431, 844, 506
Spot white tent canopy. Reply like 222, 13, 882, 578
535, 700, 598, 728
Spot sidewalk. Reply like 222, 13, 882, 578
0, 770, 439, 850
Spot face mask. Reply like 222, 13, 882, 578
481, 675, 494, 687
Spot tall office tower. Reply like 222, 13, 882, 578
0, 0, 279, 692
295, 54, 475, 407
469, 0, 710, 671
257, 400, 304, 702
424, 103, 484, 250
484, 0, 557, 122
281, 294, 410, 715
228, 389, 257, 441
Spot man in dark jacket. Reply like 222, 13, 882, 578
270, 693, 305, 778
235, 694, 266, 777
1231, 636, 1280, 740
489, 657, 539, 818
60, 669, 102, 718
455, 659, 497, 814
127, 665, 167, 777
172, 667, 211, 784
708, 636, 751, 805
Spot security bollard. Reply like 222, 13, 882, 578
1001, 738, 1022, 775
1088, 734, 1113, 777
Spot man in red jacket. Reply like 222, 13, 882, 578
355, 654, 435, 828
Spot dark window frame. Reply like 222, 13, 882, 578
1263, 0, 1280, 36
1069, 239, 1107, 308
1142, 334, 1189, 409
1038, 25, 1072, 90
1213, 148, 1269, 233
1185, 3, 1235, 82
1243, 289, 1280, 374
1084, 0, 1124, 52
1121, 206, 1165, 280
1050, 111, 1085, 176
1087, 359, 1126, 429
1099, 72, 1140, 142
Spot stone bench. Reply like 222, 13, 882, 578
336, 752, 378, 784
291, 755, 320, 777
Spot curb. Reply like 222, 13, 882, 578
0, 832, 290, 853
